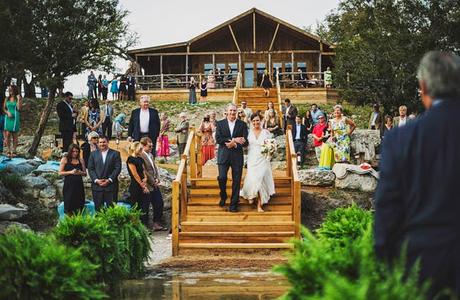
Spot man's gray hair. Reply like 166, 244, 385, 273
417, 51, 460, 100
227, 103, 237, 110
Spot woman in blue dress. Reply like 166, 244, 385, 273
84, 98, 104, 138
110, 76, 119, 100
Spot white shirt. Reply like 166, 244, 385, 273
371, 112, 379, 126
398, 117, 407, 127
295, 124, 301, 140
101, 149, 108, 165
139, 109, 150, 133
228, 119, 236, 136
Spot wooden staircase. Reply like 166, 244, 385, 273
171, 73, 300, 256
237, 88, 279, 114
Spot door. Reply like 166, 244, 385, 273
244, 63, 254, 87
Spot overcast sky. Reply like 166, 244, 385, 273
65, 0, 340, 96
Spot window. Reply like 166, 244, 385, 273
216, 63, 226, 73
228, 63, 238, 73
285, 62, 292, 73
204, 63, 213, 74
297, 62, 307, 73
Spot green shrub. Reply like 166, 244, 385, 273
275, 205, 432, 300
96, 206, 151, 278
0, 227, 106, 300
53, 214, 123, 285
0, 170, 26, 197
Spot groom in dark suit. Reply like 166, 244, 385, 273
88, 135, 122, 211
215, 103, 249, 212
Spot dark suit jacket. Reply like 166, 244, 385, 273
374, 100, 460, 259
215, 118, 248, 165
56, 100, 75, 132
88, 148, 121, 192
292, 123, 308, 143
128, 108, 160, 143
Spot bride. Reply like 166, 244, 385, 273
240, 112, 276, 212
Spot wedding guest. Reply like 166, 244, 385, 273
126, 141, 149, 225
324, 67, 332, 88
310, 103, 324, 125
113, 113, 126, 144
127, 95, 161, 155
369, 103, 382, 130
226, 65, 233, 84
380, 115, 393, 140
319, 105, 356, 169
216, 68, 223, 88
3, 85, 22, 157
302, 110, 313, 132
174, 112, 189, 157
85, 98, 104, 137
110, 76, 119, 100
283, 98, 298, 130
118, 75, 127, 101
157, 113, 170, 159
88, 135, 121, 211
56, 91, 76, 153
0, 99, 4, 155
140, 137, 167, 231
101, 75, 109, 100
264, 101, 277, 121
200, 78, 207, 103
394, 105, 409, 127
78, 100, 89, 139
81, 131, 99, 167
127, 74, 136, 101
97, 74, 103, 100
207, 69, 215, 89
87, 71, 97, 99
264, 109, 281, 137
311, 115, 328, 162
260, 69, 273, 96
59, 144, 86, 215
292, 116, 308, 167
199, 113, 216, 165
240, 101, 253, 120
296, 68, 307, 88
101, 99, 114, 139
189, 76, 197, 105
237, 109, 248, 124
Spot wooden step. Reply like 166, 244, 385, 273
191, 178, 291, 187
181, 221, 295, 232
179, 231, 295, 243
189, 187, 291, 196
186, 211, 292, 222
179, 242, 293, 249
187, 203, 292, 212
188, 195, 293, 205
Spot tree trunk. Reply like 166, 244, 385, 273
28, 86, 57, 157
23, 74, 36, 98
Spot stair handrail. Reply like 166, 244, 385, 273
285, 126, 301, 238
232, 72, 242, 105
172, 128, 196, 256
276, 74, 284, 129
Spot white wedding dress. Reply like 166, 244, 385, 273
240, 129, 276, 204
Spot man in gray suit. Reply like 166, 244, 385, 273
101, 99, 114, 139
88, 135, 122, 211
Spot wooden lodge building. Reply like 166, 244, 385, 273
128, 7, 338, 103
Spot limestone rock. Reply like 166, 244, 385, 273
350, 130, 381, 163
39, 186, 58, 208
298, 169, 335, 186
0, 221, 31, 233
5, 161, 36, 175
335, 172, 378, 192
24, 175, 50, 190
0, 204, 28, 220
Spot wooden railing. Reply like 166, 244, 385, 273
136, 73, 238, 90
277, 71, 325, 88
276, 74, 284, 129
171, 127, 201, 256
285, 126, 301, 238
232, 72, 242, 105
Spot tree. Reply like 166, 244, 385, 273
24, 0, 137, 156
318, 0, 460, 113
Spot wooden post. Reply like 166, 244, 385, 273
238, 53, 242, 72
190, 129, 197, 179
212, 54, 215, 72
319, 42, 323, 76
172, 180, 180, 256
294, 179, 301, 238
253, 12, 256, 52
180, 164, 187, 222
291, 52, 295, 81
269, 23, 280, 52
286, 129, 291, 177
160, 55, 164, 89
186, 44, 190, 85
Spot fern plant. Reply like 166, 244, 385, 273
96, 206, 151, 278
0, 227, 106, 300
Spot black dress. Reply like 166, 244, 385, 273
200, 82, 207, 97
127, 156, 145, 204
261, 74, 272, 89
63, 160, 85, 214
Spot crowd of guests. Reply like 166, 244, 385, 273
87, 70, 136, 101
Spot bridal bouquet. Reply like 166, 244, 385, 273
261, 138, 278, 159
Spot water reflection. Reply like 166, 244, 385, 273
115, 268, 287, 300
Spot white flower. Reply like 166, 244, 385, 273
261, 138, 278, 159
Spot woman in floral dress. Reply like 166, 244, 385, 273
319, 105, 356, 169
199, 113, 216, 165
157, 113, 170, 159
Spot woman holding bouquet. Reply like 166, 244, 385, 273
240, 112, 275, 212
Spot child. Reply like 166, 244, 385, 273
113, 113, 126, 145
